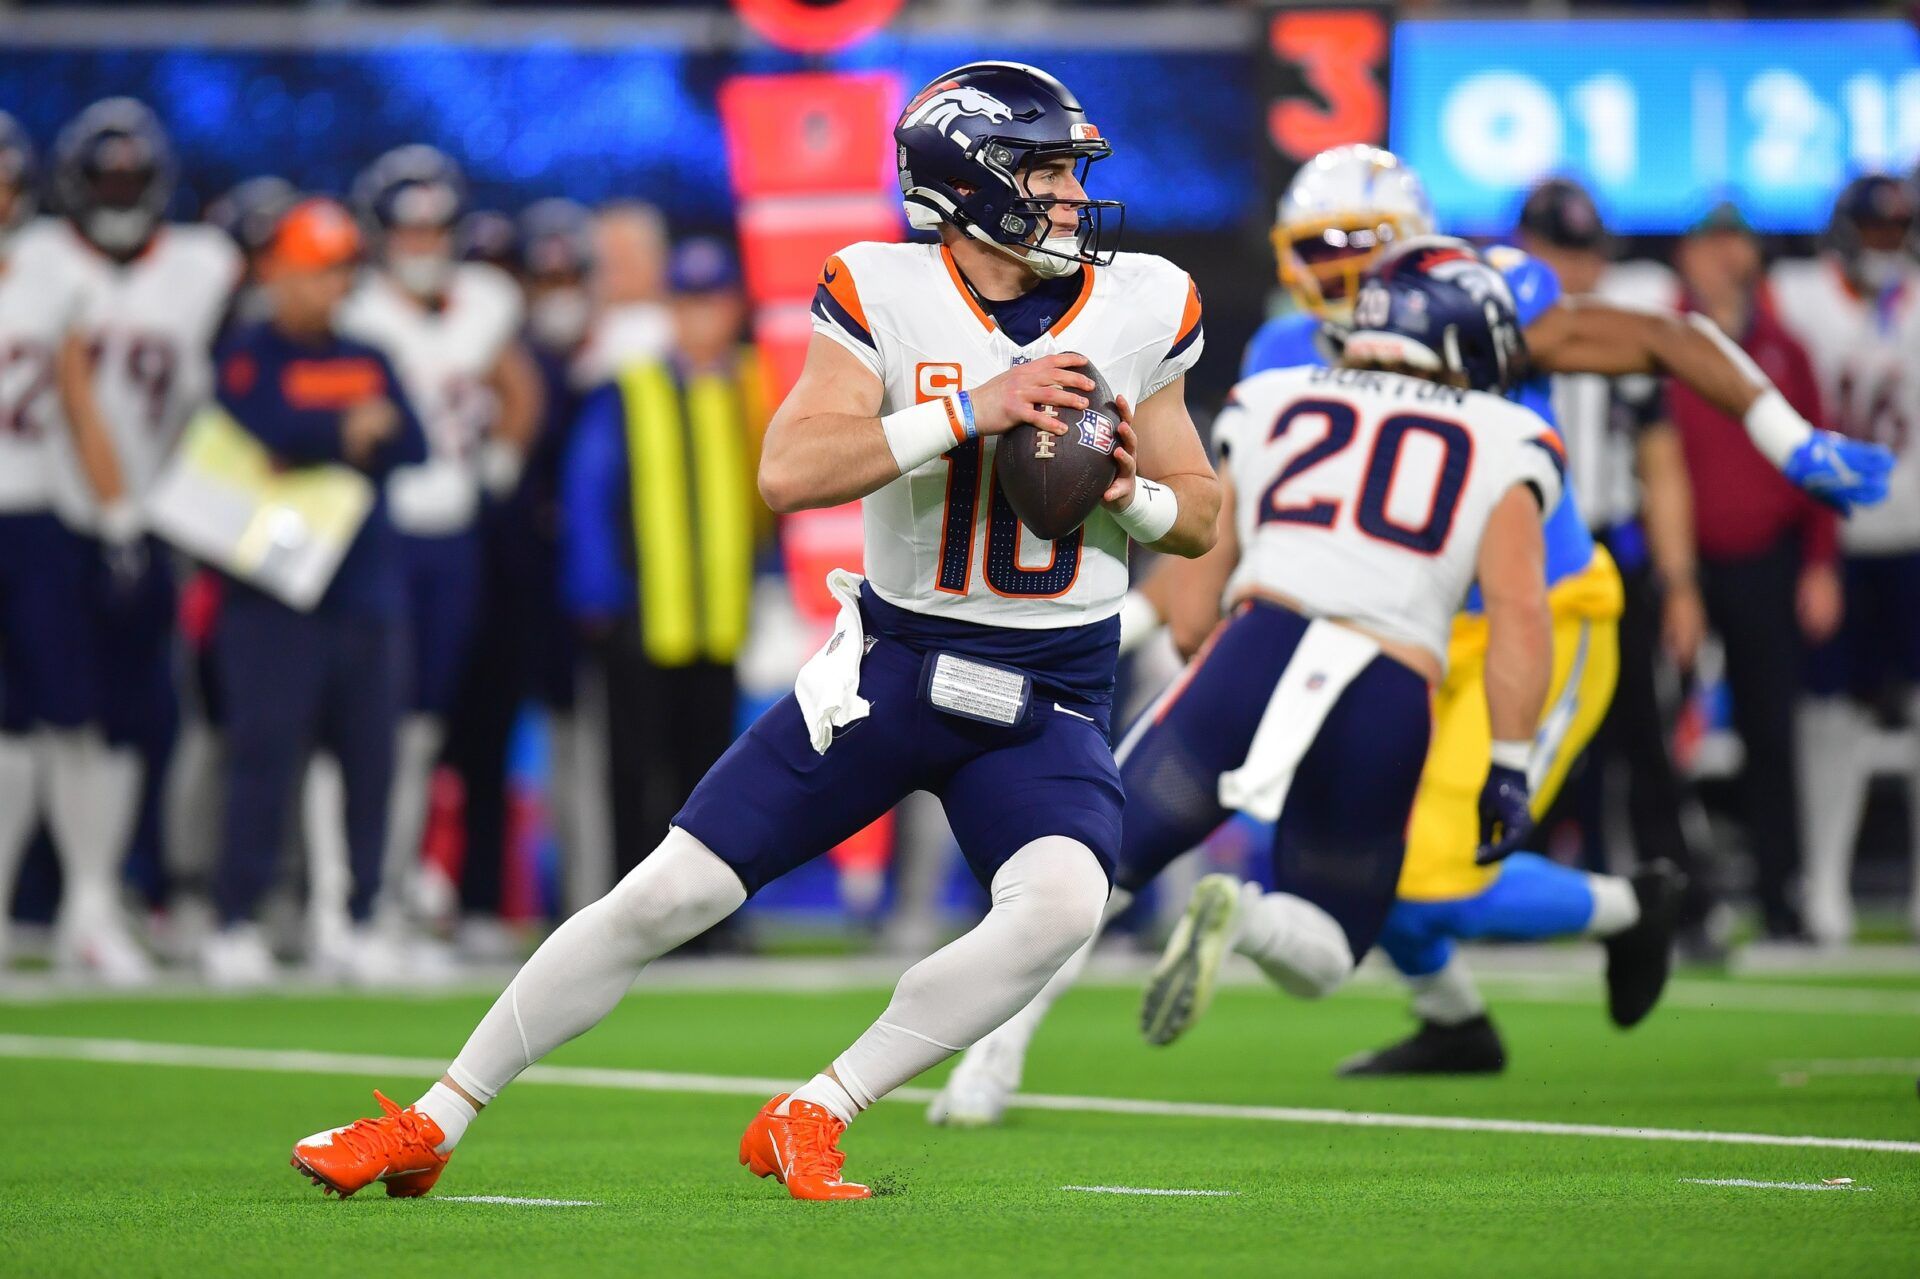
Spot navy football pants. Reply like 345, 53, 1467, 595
1113, 601, 1431, 959
214, 593, 405, 925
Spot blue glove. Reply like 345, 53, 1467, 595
1784, 431, 1894, 515
1475, 763, 1535, 866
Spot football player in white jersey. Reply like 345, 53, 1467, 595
334, 145, 540, 951
0, 114, 110, 967
1772, 174, 1920, 942
33, 99, 241, 981
1126, 242, 1559, 1048
290, 60, 1219, 1203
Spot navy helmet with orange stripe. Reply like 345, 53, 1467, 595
1338, 236, 1527, 394
895, 61, 1121, 280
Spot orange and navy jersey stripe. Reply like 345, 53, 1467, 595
1167, 275, 1203, 362
1528, 425, 1568, 484
811, 254, 874, 350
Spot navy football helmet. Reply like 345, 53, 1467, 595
895, 61, 1121, 278
456, 208, 519, 268
1340, 236, 1527, 394
204, 175, 300, 258
353, 145, 466, 295
53, 97, 175, 257
0, 111, 37, 235
352, 144, 466, 233
517, 197, 595, 278
1826, 173, 1916, 293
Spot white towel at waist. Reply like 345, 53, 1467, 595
1217, 618, 1381, 822
794, 569, 873, 754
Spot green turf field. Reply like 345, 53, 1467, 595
4, 968, 1918, 1278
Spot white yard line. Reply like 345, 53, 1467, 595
3, 1033, 1917, 1157
1062, 1185, 1236, 1197
1770, 1058, 1920, 1077
5, 959, 1920, 1015
1678, 1178, 1870, 1192
437, 1195, 599, 1207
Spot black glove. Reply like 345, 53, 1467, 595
1474, 761, 1535, 866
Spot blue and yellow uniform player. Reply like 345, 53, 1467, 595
1217, 146, 1891, 1074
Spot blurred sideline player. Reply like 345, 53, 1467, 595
0, 114, 118, 968
291, 60, 1219, 1202
33, 100, 241, 981
332, 145, 541, 949
1775, 174, 1920, 943
931, 145, 1891, 1117
1127, 243, 1561, 1049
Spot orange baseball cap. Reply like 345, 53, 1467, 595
270, 197, 361, 270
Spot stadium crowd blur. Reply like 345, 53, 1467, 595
1, 88, 1918, 989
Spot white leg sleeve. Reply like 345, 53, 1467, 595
1905, 693, 1920, 937
564, 679, 616, 916
381, 714, 443, 909
302, 754, 352, 935
1231, 886, 1355, 1000
1797, 699, 1869, 943
956, 886, 1135, 1083
43, 728, 141, 929
827, 837, 1108, 1112
1583, 873, 1641, 937
0, 735, 37, 947
444, 826, 745, 1105
1406, 955, 1488, 1026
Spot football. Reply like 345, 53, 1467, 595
993, 353, 1121, 541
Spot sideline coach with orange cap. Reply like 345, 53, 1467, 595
203, 198, 427, 983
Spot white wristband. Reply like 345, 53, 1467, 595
1113, 478, 1178, 545
1489, 739, 1532, 773
881, 395, 966, 474
1742, 388, 1814, 470
98, 498, 143, 548
1116, 589, 1164, 657
478, 439, 525, 497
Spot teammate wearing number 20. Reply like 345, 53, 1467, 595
290, 61, 1219, 1203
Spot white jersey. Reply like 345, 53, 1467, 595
1216, 364, 1564, 668
0, 220, 95, 513
1770, 255, 1920, 554
337, 263, 522, 536
36, 221, 239, 530
810, 241, 1204, 629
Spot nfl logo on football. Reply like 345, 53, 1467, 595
1076, 409, 1115, 455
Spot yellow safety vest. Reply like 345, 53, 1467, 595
617, 353, 762, 666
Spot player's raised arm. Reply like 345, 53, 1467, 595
756, 335, 1095, 513
1099, 374, 1220, 559
1522, 295, 1892, 511
1473, 485, 1552, 866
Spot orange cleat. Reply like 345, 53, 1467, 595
739, 1094, 871, 1201
290, 1089, 449, 1199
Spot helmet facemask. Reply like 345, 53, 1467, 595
79, 139, 165, 256
904, 138, 1121, 279
1275, 209, 1428, 321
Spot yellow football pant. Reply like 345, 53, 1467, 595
1396, 549, 1624, 902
